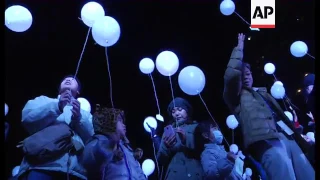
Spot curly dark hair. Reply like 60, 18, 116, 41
93, 104, 125, 135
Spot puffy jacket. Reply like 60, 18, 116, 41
223, 47, 310, 152
18, 95, 94, 179
201, 143, 242, 180
81, 134, 146, 180
157, 122, 203, 179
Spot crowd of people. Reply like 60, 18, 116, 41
5, 33, 315, 180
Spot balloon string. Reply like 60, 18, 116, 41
282, 99, 288, 111
198, 93, 230, 147
169, 76, 179, 127
272, 74, 278, 81
151, 134, 160, 179
168, 76, 176, 108
149, 74, 161, 114
234, 12, 250, 26
105, 47, 115, 110
73, 27, 91, 79
307, 53, 315, 59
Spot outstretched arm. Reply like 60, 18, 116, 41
223, 33, 245, 111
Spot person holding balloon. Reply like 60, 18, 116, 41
16, 75, 94, 180
157, 97, 203, 179
223, 33, 314, 180
194, 121, 242, 180
81, 105, 146, 180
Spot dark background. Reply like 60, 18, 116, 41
5, 0, 314, 179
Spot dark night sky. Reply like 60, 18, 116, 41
5, 0, 314, 179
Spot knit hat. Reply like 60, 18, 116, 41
59, 75, 82, 93
303, 74, 315, 87
167, 97, 193, 118
93, 104, 125, 135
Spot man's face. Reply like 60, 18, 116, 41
116, 112, 126, 138
60, 77, 79, 95
242, 66, 253, 88
171, 107, 188, 123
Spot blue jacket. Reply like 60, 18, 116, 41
201, 144, 242, 180
81, 134, 146, 180
18, 95, 94, 179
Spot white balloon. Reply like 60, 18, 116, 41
12, 166, 20, 177
230, 144, 239, 154
142, 159, 155, 177
274, 81, 283, 86
245, 168, 252, 177
264, 63, 276, 75
226, 115, 239, 129
155, 51, 179, 76
178, 66, 206, 96
139, 58, 155, 74
5, 5, 33, 32
156, 114, 164, 122
306, 132, 315, 142
143, 116, 158, 133
92, 16, 121, 47
77, 97, 91, 112
270, 84, 285, 99
284, 111, 293, 121
290, 41, 308, 58
5, 103, 9, 116
81, 2, 105, 27
220, 0, 235, 16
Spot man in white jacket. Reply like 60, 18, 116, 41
17, 75, 94, 180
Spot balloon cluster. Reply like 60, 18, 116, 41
81, 2, 120, 47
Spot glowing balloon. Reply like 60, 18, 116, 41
220, 0, 235, 16
245, 168, 252, 177
306, 132, 315, 142
139, 58, 155, 74
156, 114, 164, 122
270, 84, 285, 99
81, 2, 105, 27
226, 115, 239, 129
290, 41, 308, 58
92, 16, 121, 47
284, 111, 293, 121
178, 66, 206, 96
143, 116, 157, 133
230, 144, 239, 154
142, 159, 155, 177
155, 51, 179, 76
5, 103, 9, 116
274, 81, 283, 86
264, 63, 275, 75
12, 166, 20, 177
5, 5, 33, 32
77, 98, 91, 112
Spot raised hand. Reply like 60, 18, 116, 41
237, 33, 245, 50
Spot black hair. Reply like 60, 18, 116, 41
194, 121, 214, 156
242, 62, 251, 71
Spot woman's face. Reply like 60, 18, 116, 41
116, 112, 126, 138
171, 107, 188, 123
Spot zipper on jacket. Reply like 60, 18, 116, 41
120, 145, 132, 180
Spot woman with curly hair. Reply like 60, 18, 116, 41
81, 105, 146, 180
